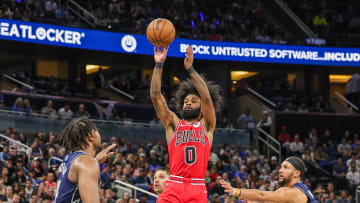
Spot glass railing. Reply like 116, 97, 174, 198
0, 109, 251, 147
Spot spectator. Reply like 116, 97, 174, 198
277, 126, 291, 153
346, 152, 360, 171
25, 179, 33, 200
0, 144, 10, 162
12, 97, 24, 112
235, 165, 248, 181
133, 168, 151, 187
237, 109, 255, 129
5, 186, 13, 202
346, 165, 359, 187
41, 100, 57, 118
58, 104, 73, 119
333, 158, 347, 178
152, 139, 165, 158
210, 176, 225, 196
257, 110, 272, 133
256, 155, 270, 173
75, 104, 91, 118
338, 138, 352, 157
44, 173, 56, 192
289, 134, 304, 155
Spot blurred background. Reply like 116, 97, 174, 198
0, 0, 359, 202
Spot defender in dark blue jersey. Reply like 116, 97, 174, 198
220, 156, 317, 203
55, 117, 115, 203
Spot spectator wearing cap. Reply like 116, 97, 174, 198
134, 168, 151, 188
235, 165, 248, 181
221, 148, 232, 165
148, 149, 162, 167
269, 156, 278, 171
0, 144, 10, 162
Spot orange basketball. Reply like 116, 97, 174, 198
146, 18, 176, 47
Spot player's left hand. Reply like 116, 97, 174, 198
219, 180, 234, 195
184, 45, 193, 69
95, 144, 116, 163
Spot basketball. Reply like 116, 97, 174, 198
146, 18, 176, 47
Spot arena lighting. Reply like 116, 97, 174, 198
86, 64, 110, 75
329, 74, 352, 83
173, 76, 180, 85
231, 71, 258, 81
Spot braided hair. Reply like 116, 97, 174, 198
57, 117, 97, 153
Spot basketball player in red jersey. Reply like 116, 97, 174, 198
150, 45, 223, 203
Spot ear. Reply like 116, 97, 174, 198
294, 170, 301, 178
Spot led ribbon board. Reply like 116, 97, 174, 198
0, 18, 359, 67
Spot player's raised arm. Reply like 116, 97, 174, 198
77, 156, 101, 203
150, 46, 179, 134
220, 180, 303, 202
184, 45, 216, 131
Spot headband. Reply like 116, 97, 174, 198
285, 157, 305, 176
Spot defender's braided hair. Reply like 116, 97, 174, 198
57, 117, 97, 153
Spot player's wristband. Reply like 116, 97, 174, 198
187, 66, 196, 74
155, 62, 164, 69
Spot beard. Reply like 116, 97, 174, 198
279, 173, 292, 186
180, 107, 201, 120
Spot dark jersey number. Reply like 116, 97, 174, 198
184, 146, 196, 165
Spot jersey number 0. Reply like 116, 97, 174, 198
184, 146, 197, 165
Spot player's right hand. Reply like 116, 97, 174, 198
154, 46, 169, 63
219, 180, 234, 195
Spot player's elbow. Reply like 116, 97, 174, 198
256, 191, 269, 201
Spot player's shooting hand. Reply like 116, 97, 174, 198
95, 144, 116, 164
219, 180, 234, 195
184, 45, 194, 69
154, 46, 169, 63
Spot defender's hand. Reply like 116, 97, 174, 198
184, 45, 194, 69
219, 180, 234, 195
95, 144, 116, 164
154, 46, 169, 63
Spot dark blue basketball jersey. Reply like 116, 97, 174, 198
55, 151, 86, 203
292, 182, 318, 203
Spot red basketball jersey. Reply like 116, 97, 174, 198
168, 119, 211, 179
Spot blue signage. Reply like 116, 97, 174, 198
0, 18, 359, 67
